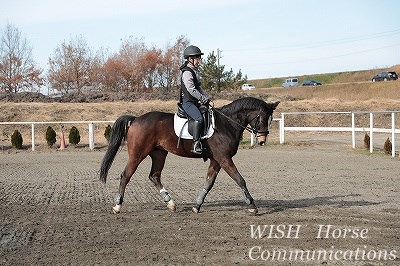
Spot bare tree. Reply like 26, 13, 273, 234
99, 55, 131, 92
99, 37, 155, 92
89, 47, 110, 92
118, 37, 147, 91
157, 35, 189, 91
0, 24, 43, 93
47, 35, 95, 94
135, 47, 162, 90
93, 36, 190, 93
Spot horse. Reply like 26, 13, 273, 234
99, 97, 279, 214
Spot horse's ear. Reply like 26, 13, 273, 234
272, 101, 280, 110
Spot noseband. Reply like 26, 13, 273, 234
247, 113, 269, 137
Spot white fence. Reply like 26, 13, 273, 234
2, 111, 400, 157
278, 111, 400, 158
0, 121, 113, 151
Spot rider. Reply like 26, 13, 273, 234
179, 45, 210, 154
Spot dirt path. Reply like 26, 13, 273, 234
1, 142, 399, 265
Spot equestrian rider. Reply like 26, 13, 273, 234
179, 45, 209, 154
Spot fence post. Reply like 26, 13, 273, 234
88, 122, 94, 150
369, 113, 373, 153
280, 114, 285, 144
31, 123, 35, 151
392, 112, 396, 158
351, 112, 355, 149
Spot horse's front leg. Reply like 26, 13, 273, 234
192, 159, 221, 213
220, 158, 258, 214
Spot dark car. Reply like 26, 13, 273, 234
301, 80, 322, 86
371, 71, 398, 82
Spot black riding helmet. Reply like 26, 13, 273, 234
183, 45, 204, 59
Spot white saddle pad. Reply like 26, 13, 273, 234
174, 113, 215, 139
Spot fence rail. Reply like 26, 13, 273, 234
278, 111, 400, 158
0, 121, 114, 151
2, 111, 400, 158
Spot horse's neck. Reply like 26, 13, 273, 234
218, 108, 250, 134
224, 108, 253, 125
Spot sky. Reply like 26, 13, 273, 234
1, 0, 400, 80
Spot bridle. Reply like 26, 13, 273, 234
248, 113, 270, 137
213, 107, 270, 137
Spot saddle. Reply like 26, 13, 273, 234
174, 103, 215, 141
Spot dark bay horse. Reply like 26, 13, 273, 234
100, 97, 279, 214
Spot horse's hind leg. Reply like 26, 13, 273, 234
192, 159, 221, 213
148, 149, 176, 211
113, 156, 143, 214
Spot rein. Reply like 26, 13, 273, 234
212, 107, 269, 136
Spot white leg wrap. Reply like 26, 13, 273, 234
166, 199, 176, 211
160, 187, 171, 202
112, 204, 121, 214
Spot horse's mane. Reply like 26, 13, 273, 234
219, 97, 268, 115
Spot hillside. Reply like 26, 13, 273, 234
244, 79, 400, 102
249, 64, 400, 88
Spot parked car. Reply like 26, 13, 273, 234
282, 78, 298, 88
241, 83, 255, 90
302, 80, 322, 86
371, 71, 398, 82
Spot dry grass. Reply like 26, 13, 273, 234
254, 79, 400, 101
250, 64, 400, 88
1, 80, 400, 150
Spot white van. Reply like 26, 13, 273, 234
282, 78, 298, 88
241, 83, 255, 90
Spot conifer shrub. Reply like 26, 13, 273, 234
45, 126, 57, 147
383, 138, 392, 155
363, 133, 370, 150
104, 125, 112, 143
11, 130, 23, 149
68, 126, 81, 145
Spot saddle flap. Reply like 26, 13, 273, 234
176, 103, 187, 118
176, 103, 212, 137
173, 111, 215, 140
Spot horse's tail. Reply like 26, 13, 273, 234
99, 115, 136, 183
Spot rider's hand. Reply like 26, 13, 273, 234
201, 97, 210, 105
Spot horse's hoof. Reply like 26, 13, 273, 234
166, 200, 176, 212
247, 208, 258, 215
112, 205, 121, 214
192, 207, 200, 213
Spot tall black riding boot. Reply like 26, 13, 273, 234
191, 120, 203, 154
